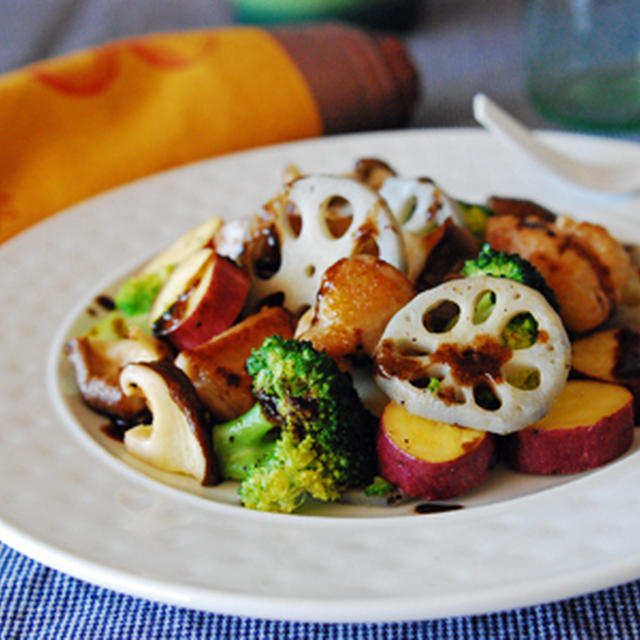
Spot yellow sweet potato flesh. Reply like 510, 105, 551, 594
504, 380, 634, 474
531, 380, 631, 431
571, 329, 618, 382
382, 401, 485, 463
378, 402, 495, 499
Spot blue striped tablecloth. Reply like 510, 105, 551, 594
2, 541, 640, 640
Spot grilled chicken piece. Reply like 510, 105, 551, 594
554, 216, 631, 303
176, 306, 295, 421
487, 196, 557, 223
295, 254, 415, 360
486, 214, 631, 334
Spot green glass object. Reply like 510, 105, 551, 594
233, 0, 416, 29
525, 0, 640, 131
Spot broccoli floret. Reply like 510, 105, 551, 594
426, 377, 441, 393
472, 290, 496, 325
364, 476, 396, 497
211, 404, 280, 481
114, 266, 172, 317
463, 245, 556, 351
506, 367, 541, 390
457, 201, 493, 242
472, 292, 539, 350
461, 244, 559, 310
502, 312, 539, 350
211, 336, 378, 513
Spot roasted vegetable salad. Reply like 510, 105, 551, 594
65, 158, 640, 512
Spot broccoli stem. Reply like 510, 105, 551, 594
211, 404, 279, 481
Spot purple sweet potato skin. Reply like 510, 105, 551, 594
572, 368, 640, 424
377, 427, 496, 500
503, 401, 634, 475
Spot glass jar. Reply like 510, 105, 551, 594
525, 0, 640, 130
232, 0, 418, 30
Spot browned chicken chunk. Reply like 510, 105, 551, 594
295, 254, 415, 360
175, 306, 295, 421
486, 213, 631, 334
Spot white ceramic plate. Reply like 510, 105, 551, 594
2, 129, 640, 623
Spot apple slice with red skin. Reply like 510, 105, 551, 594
571, 327, 640, 419
140, 217, 222, 276
377, 401, 496, 500
503, 380, 634, 475
150, 248, 250, 351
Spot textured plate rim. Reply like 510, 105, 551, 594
2, 128, 640, 623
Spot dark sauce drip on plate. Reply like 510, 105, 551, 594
414, 503, 463, 515
95, 295, 116, 311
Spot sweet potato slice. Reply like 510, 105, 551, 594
572, 327, 640, 417
504, 380, 634, 474
377, 402, 496, 500
175, 306, 295, 421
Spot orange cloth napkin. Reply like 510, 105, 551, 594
0, 24, 418, 244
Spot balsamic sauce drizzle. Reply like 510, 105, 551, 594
414, 503, 463, 515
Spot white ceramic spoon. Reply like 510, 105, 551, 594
473, 93, 640, 194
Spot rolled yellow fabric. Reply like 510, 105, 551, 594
0, 25, 418, 243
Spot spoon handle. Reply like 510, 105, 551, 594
473, 94, 587, 184
471, 93, 638, 193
